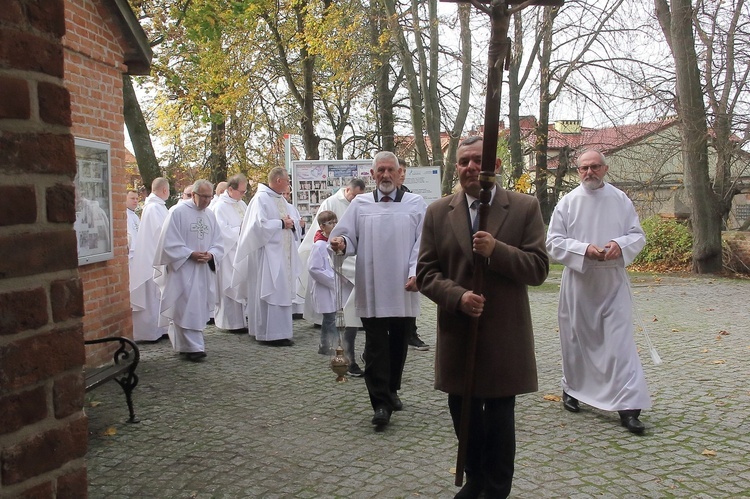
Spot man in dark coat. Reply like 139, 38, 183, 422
416, 136, 549, 499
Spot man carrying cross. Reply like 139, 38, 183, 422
154, 179, 224, 361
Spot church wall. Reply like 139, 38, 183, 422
63, 0, 134, 367
0, 0, 88, 496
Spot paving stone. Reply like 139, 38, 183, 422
86, 272, 750, 497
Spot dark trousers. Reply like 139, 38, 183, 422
448, 394, 516, 498
361, 317, 410, 412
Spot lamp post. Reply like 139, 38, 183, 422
438, 0, 563, 487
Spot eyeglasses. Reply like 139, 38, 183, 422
232, 188, 247, 195
577, 164, 604, 173
193, 192, 212, 200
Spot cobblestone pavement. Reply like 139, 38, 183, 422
86, 271, 750, 498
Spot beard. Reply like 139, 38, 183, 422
582, 176, 604, 190
379, 180, 395, 194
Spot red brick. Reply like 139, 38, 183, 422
53, 372, 84, 419
0, 76, 30, 119
0, 28, 64, 78
0, 185, 36, 226
0, 386, 47, 436
0, 325, 85, 394
0, 1, 24, 25
14, 480, 54, 499
27, 0, 66, 38
50, 278, 84, 322
0, 230, 78, 279
56, 467, 87, 499
0, 287, 48, 336
0, 133, 76, 175
37, 81, 72, 126
46, 183, 76, 223
0, 416, 88, 485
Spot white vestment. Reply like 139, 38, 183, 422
232, 183, 301, 341
546, 182, 651, 411
126, 208, 140, 272
155, 201, 224, 353
211, 191, 247, 329
130, 193, 169, 342
297, 189, 361, 327
329, 191, 426, 318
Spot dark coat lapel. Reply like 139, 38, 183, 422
448, 193, 473, 261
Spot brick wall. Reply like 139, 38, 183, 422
63, 0, 134, 367
0, 0, 88, 496
722, 231, 750, 274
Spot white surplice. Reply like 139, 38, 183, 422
297, 189, 361, 327
231, 183, 301, 341
329, 191, 426, 318
130, 193, 169, 342
154, 201, 224, 353
126, 208, 140, 272
546, 182, 651, 411
211, 191, 247, 329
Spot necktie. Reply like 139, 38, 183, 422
470, 200, 479, 233
381, 195, 392, 202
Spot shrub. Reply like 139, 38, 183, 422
632, 216, 693, 269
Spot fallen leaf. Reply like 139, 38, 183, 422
718, 330, 729, 336
544, 394, 561, 402
450, 467, 457, 475
103, 427, 117, 436
706, 308, 714, 311
652, 316, 659, 322
702, 449, 717, 456
88, 401, 101, 407
712, 360, 726, 365
701, 349, 709, 353
671, 328, 679, 332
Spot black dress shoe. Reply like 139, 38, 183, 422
392, 393, 403, 411
562, 391, 580, 413
371, 407, 390, 426
185, 352, 207, 361
619, 411, 645, 434
454, 478, 484, 499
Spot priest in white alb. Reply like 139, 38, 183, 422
130, 177, 170, 343
126, 188, 140, 274
155, 179, 224, 361
546, 149, 651, 434
232, 167, 301, 346
211, 174, 248, 331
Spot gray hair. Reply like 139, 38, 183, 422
193, 179, 213, 193
227, 174, 247, 190
268, 167, 288, 184
577, 149, 607, 166
372, 151, 399, 169
152, 177, 169, 192
347, 178, 366, 191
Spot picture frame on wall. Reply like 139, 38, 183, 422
74, 138, 114, 265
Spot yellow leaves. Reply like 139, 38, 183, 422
543, 394, 561, 402
103, 427, 117, 437
701, 449, 717, 457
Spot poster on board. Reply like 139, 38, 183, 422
291, 160, 442, 225
74, 138, 113, 265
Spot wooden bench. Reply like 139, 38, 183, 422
84, 336, 140, 423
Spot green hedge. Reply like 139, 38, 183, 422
633, 216, 693, 267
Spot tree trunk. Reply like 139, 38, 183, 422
123, 75, 160, 191
534, 7, 554, 223
655, 0, 723, 273
371, 0, 396, 153
442, 3, 472, 195
507, 11, 524, 189
207, 116, 227, 185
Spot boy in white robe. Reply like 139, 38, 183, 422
546, 149, 651, 434
155, 179, 224, 361
307, 210, 340, 355
130, 178, 170, 343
